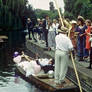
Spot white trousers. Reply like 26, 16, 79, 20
55, 50, 68, 83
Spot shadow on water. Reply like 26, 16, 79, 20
0, 45, 49, 92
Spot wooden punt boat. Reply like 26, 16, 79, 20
16, 65, 79, 92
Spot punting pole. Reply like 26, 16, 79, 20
53, 0, 64, 27
54, 0, 83, 92
70, 52, 83, 92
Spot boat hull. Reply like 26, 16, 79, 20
16, 65, 78, 92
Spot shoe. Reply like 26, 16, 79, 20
34, 39, 37, 42
86, 66, 91, 69
29, 38, 32, 40
48, 47, 51, 51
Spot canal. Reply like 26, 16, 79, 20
0, 46, 48, 92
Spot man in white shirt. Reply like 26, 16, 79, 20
55, 29, 73, 84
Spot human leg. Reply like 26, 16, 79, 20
59, 52, 68, 83
88, 48, 92, 69
54, 50, 60, 83
44, 29, 48, 47
28, 29, 32, 39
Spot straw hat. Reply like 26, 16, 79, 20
70, 20, 77, 24
77, 16, 85, 22
13, 51, 19, 57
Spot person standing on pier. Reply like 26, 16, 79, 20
89, 33, 92, 69
55, 29, 73, 85
27, 18, 36, 41
75, 16, 89, 61
42, 15, 49, 47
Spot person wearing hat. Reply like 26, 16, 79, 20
75, 16, 89, 61
54, 29, 73, 84
70, 20, 77, 57
13, 51, 22, 64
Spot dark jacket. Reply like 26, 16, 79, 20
27, 21, 34, 30
42, 20, 47, 29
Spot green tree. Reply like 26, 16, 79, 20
64, 0, 92, 20
0, 0, 36, 31
35, 9, 58, 19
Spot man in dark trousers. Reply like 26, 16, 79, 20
43, 15, 49, 47
27, 18, 36, 41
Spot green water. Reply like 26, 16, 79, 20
0, 65, 47, 92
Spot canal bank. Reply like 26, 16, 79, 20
26, 39, 92, 92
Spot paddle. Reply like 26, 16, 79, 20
21, 51, 33, 62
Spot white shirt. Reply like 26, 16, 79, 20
38, 58, 50, 66
49, 26, 54, 32
46, 20, 48, 30
52, 23, 59, 32
55, 33, 73, 52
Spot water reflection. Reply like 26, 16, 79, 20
0, 65, 48, 92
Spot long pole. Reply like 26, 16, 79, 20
54, 0, 64, 26
70, 52, 83, 92
54, 0, 83, 92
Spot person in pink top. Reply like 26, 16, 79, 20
85, 20, 91, 50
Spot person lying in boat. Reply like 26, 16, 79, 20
13, 51, 41, 77
27, 53, 54, 74
13, 52, 54, 77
